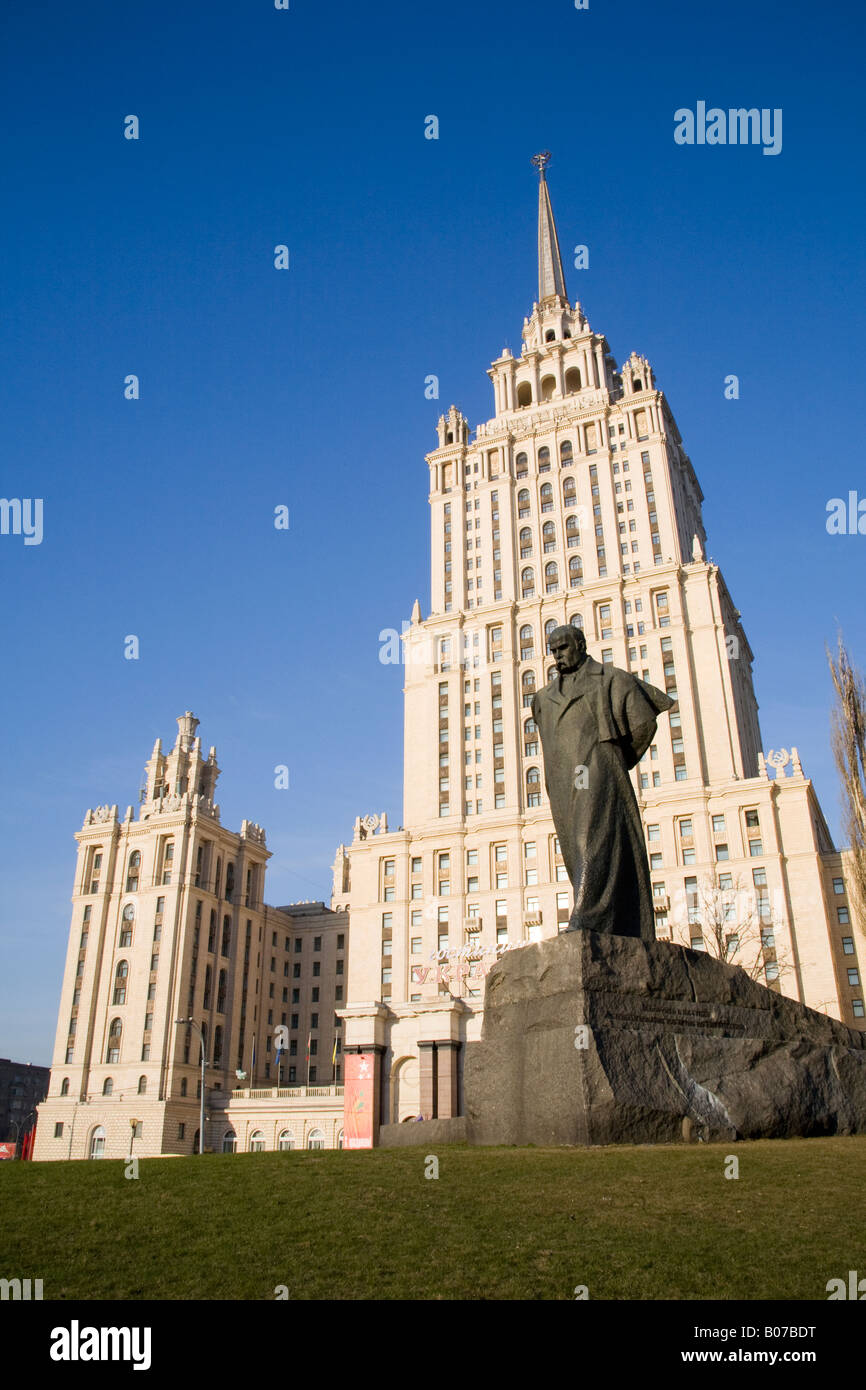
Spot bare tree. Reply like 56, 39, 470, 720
827, 632, 866, 936
670, 874, 791, 988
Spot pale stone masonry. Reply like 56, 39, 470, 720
34, 714, 347, 1160
334, 157, 864, 1138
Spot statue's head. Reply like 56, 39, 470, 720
548, 624, 587, 675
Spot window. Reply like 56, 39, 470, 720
749, 839, 763, 857
854, 1000, 865, 1019
112, 960, 128, 1005
54, 1121, 64, 1138
119, 904, 134, 947
521, 567, 535, 599
833, 877, 845, 895
278, 1131, 294, 1151
520, 625, 535, 660
106, 1017, 122, 1064
847, 968, 860, 986
125, 851, 141, 892
842, 937, 855, 955
89, 1126, 106, 1160
307, 1128, 325, 1150
838, 907, 850, 925
249, 1131, 266, 1153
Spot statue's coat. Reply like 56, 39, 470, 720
532, 655, 674, 940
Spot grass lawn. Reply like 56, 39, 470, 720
2, 1137, 864, 1300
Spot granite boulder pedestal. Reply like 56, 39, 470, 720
459, 930, 866, 1146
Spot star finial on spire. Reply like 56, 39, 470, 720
531, 150, 552, 178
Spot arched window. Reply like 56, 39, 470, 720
203, 965, 212, 1010
89, 1126, 106, 1160
138, 1075, 147, 1095
541, 373, 556, 400
521, 669, 536, 691
540, 483, 553, 513
569, 555, 583, 587
566, 514, 580, 547
125, 851, 141, 893
542, 520, 556, 552
517, 488, 530, 519
222, 1130, 237, 1153
103, 1077, 114, 1095
563, 476, 577, 508
106, 1018, 122, 1064
225, 863, 235, 902
633, 377, 643, 392
221, 917, 231, 956
60, 1077, 70, 1096
249, 1130, 266, 1153
519, 526, 533, 558
538, 446, 551, 472
517, 381, 532, 408
564, 367, 581, 394
214, 858, 222, 899
213, 1025, 223, 1065
278, 1130, 294, 1151
560, 440, 574, 465
544, 329, 556, 343
161, 841, 174, 886
521, 568, 535, 599
112, 960, 128, 1005
519, 625, 535, 660
217, 969, 227, 1013
207, 910, 216, 952
544, 619, 557, 640
180, 1077, 188, 1097
119, 904, 134, 948
307, 1128, 325, 1150
516, 452, 528, 479
526, 768, 542, 807
524, 718, 539, 756
570, 613, 584, 629
545, 561, 559, 594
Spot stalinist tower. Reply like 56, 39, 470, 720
335, 155, 863, 1141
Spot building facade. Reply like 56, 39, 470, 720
334, 156, 864, 1140
34, 714, 347, 1160
0, 1058, 49, 1146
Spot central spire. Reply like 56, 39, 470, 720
531, 151, 569, 306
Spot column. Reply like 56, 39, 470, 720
418, 1040, 437, 1119
435, 1040, 461, 1118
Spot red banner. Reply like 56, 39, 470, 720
343, 1051, 376, 1149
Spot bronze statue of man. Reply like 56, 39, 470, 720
532, 625, 675, 941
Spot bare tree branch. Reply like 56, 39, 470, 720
827, 631, 866, 937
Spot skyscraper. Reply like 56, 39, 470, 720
335, 155, 863, 1140
34, 714, 347, 1160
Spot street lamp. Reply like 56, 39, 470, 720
10, 1111, 35, 1160
175, 1018, 208, 1156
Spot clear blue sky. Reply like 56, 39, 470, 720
2, 0, 864, 1062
